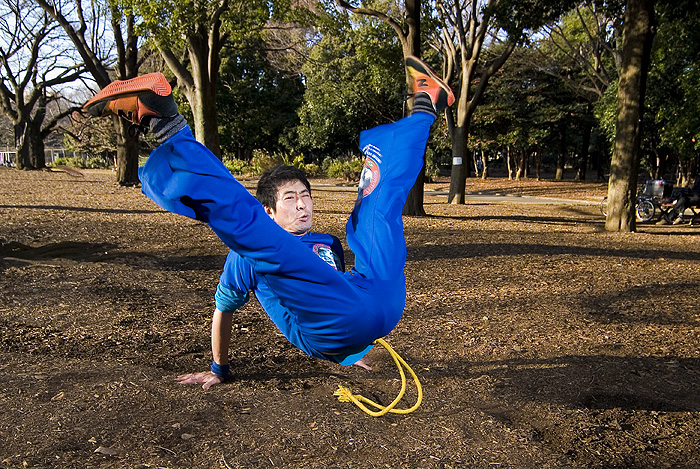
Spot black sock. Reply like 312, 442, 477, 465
147, 114, 187, 144
411, 92, 436, 117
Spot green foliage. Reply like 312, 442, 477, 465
536, 4, 619, 103
324, 157, 364, 178
303, 163, 321, 177
216, 33, 305, 159
427, 116, 453, 167
491, 0, 581, 40
222, 158, 252, 175
476, 47, 584, 151
297, 12, 404, 157
423, 147, 440, 182
645, 6, 700, 165
250, 149, 285, 176
51, 156, 84, 167
292, 155, 305, 169
221, 149, 317, 178
594, 80, 618, 149
135, 0, 269, 47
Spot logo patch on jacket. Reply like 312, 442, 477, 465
313, 243, 342, 270
357, 155, 380, 199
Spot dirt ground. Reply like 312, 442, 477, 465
1, 167, 699, 468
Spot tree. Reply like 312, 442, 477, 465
137, 0, 271, 159
470, 46, 586, 180
217, 33, 306, 159
335, 0, 427, 215
435, 0, 576, 203
533, 1, 623, 180
604, 0, 655, 232
37, 0, 146, 185
644, 2, 700, 184
298, 12, 404, 157
0, 0, 84, 170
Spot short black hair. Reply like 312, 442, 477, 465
256, 165, 312, 210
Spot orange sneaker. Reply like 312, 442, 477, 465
406, 56, 455, 113
83, 72, 177, 125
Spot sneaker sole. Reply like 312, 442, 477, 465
406, 56, 455, 108
84, 73, 171, 109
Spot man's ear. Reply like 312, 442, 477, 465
264, 206, 275, 217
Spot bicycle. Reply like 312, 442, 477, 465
600, 180, 674, 223
599, 195, 657, 222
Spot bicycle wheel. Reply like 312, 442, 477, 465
600, 197, 608, 217
636, 198, 656, 222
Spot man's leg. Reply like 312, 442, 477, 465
672, 196, 689, 223
84, 77, 373, 357
347, 113, 434, 278
344, 56, 454, 337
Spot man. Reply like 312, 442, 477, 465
658, 177, 700, 225
83, 56, 454, 389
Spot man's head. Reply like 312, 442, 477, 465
256, 165, 313, 235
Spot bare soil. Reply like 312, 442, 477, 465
1, 167, 699, 468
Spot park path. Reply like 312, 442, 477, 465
236, 178, 600, 206
311, 183, 598, 206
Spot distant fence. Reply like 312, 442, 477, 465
1, 150, 14, 166
0, 148, 84, 167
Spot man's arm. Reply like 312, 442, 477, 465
177, 308, 233, 390
211, 308, 233, 368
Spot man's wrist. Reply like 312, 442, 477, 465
210, 361, 230, 379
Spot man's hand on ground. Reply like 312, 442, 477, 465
176, 371, 224, 390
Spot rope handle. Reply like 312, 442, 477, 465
333, 338, 422, 416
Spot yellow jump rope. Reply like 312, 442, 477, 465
333, 338, 422, 416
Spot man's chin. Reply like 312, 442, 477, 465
290, 225, 312, 236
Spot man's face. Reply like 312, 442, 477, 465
266, 179, 313, 235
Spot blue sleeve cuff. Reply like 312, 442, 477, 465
215, 283, 249, 312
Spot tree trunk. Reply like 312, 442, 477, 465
555, 125, 566, 181
402, 0, 425, 216
14, 122, 29, 170
334, 0, 424, 214
576, 114, 592, 181
28, 121, 46, 170
448, 124, 469, 204
480, 151, 488, 179
403, 166, 427, 216
14, 120, 45, 170
187, 35, 222, 158
37, 1, 143, 185
515, 148, 528, 180
652, 150, 662, 180
506, 146, 513, 180
605, 0, 655, 232
115, 118, 141, 186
